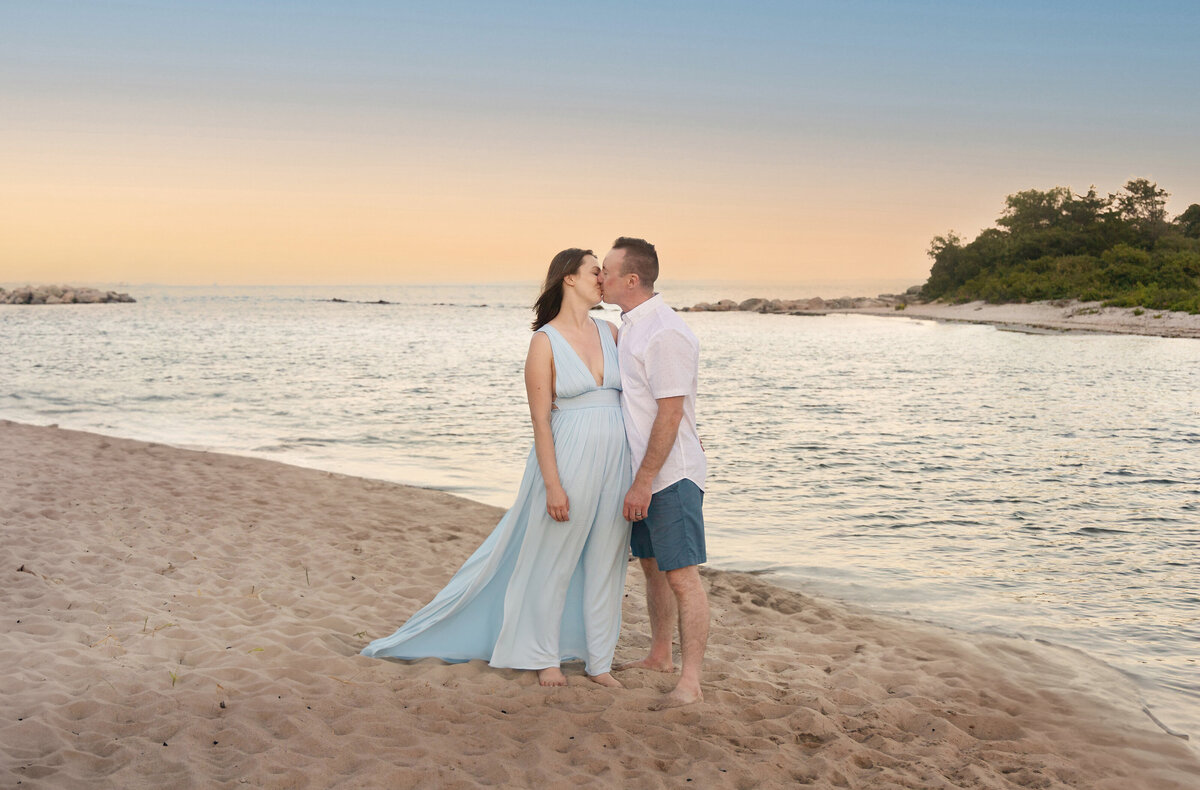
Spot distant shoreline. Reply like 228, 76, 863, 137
682, 297, 1200, 339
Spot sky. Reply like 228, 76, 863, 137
3, 0, 1199, 289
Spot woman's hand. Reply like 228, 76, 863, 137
546, 484, 570, 522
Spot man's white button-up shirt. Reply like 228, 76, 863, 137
618, 294, 706, 494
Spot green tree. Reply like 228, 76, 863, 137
1062, 187, 1110, 230
1176, 203, 1200, 238
1112, 178, 1169, 243
996, 187, 1075, 234
923, 232, 964, 298
921, 179, 1200, 312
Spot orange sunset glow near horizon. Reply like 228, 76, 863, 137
4, 2, 1198, 290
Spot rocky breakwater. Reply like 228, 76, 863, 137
680, 286, 924, 314
0, 285, 136, 305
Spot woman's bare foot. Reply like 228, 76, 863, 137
586, 672, 623, 689
614, 657, 675, 673
648, 684, 702, 710
537, 667, 567, 687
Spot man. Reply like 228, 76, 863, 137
600, 237, 709, 709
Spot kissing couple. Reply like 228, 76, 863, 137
361, 237, 709, 709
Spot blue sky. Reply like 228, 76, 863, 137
3, 0, 1198, 285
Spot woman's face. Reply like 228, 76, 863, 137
570, 255, 602, 304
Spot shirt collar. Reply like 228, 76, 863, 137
621, 293, 663, 325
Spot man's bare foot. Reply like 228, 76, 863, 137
648, 685, 702, 710
613, 657, 675, 673
537, 667, 567, 687
586, 672, 623, 689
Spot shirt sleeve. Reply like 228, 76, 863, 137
645, 329, 697, 400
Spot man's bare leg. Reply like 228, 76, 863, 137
650, 565, 708, 709
537, 667, 567, 687
615, 557, 677, 672
587, 672, 623, 688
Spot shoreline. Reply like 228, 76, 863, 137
683, 298, 1200, 339
847, 300, 1200, 339
3, 420, 1198, 787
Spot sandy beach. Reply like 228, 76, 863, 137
3, 420, 1198, 789
685, 298, 1200, 339
848, 300, 1200, 339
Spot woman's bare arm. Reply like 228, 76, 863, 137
525, 332, 569, 522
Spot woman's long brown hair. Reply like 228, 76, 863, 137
531, 248, 594, 331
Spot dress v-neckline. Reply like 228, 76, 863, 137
548, 319, 606, 389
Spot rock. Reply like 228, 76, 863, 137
826, 297, 890, 308
0, 285, 135, 304
681, 293, 917, 314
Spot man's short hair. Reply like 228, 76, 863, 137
613, 237, 658, 289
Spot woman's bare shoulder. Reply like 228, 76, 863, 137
528, 329, 552, 354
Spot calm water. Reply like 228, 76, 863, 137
3, 283, 1198, 740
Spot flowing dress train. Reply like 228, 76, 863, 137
361, 317, 632, 675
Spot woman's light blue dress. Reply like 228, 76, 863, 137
361, 317, 632, 676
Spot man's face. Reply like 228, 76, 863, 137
600, 249, 630, 308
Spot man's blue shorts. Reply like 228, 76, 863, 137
629, 478, 706, 572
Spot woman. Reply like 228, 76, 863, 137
361, 249, 632, 688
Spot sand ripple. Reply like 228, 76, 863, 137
2, 421, 1197, 788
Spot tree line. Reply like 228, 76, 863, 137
923, 179, 1200, 313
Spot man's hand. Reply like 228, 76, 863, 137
624, 396, 683, 522
623, 481, 652, 522
546, 484, 570, 522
